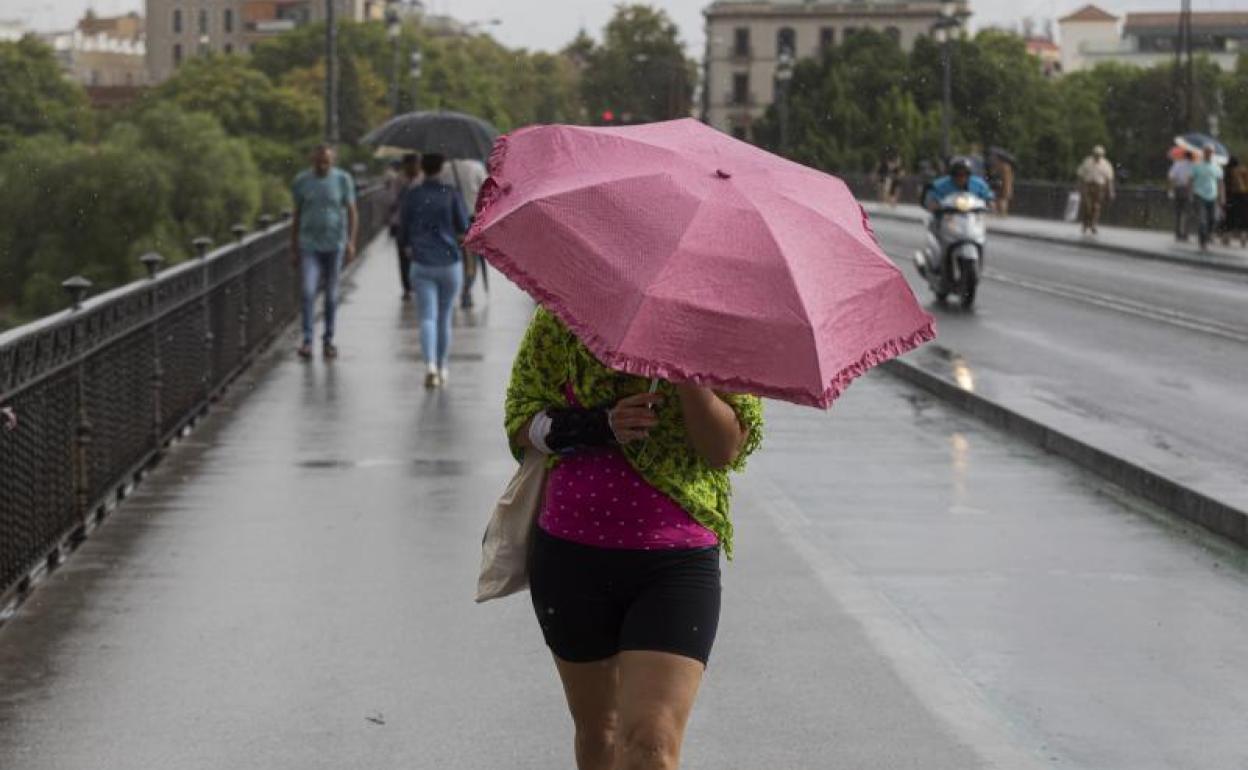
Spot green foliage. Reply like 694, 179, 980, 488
758, 30, 1242, 183
0, 134, 171, 318
578, 5, 695, 123
0, 37, 93, 151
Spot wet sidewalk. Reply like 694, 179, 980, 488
863, 201, 1248, 274
1, 234, 1247, 769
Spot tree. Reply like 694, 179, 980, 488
0, 134, 171, 318
0, 37, 92, 151
579, 5, 695, 124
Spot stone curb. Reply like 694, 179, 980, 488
865, 208, 1248, 277
879, 357, 1248, 549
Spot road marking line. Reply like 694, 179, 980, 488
744, 473, 1053, 770
981, 270, 1248, 344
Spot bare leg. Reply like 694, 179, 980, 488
615, 651, 705, 770
554, 656, 621, 770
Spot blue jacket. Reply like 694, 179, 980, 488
398, 179, 470, 267
926, 174, 995, 208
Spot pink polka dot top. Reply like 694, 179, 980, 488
537, 385, 719, 551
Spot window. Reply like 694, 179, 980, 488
173, 43, 182, 65
224, 8, 233, 33
843, 26, 858, 40
198, 8, 208, 35
777, 27, 796, 57
820, 27, 835, 50
172, 9, 182, 33
885, 26, 901, 44
733, 27, 750, 57
732, 73, 750, 105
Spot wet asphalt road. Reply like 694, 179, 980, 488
870, 216, 1248, 510
1, 235, 1246, 769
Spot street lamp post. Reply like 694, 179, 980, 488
775, 50, 795, 155
410, 49, 422, 111
325, 0, 338, 144
935, 0, 960, 162
386, 1, 401, 116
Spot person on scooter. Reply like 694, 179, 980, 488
924, 157, 994, 213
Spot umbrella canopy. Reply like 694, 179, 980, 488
1175, 133, 1228, 165
362, 110, 498, 162
466, 119, 935, 409
988, 146, 1017, 167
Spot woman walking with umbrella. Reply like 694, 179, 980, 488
397, 153, 470, 387
470, 120, 934, 769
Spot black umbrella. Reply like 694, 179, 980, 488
362, 110, 499, 162
988, 146, 1017, 167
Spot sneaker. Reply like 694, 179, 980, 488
297, 343, 313, 360
424, 371, 441, 389
323, 342, 338, 360
438, 367, 449, 386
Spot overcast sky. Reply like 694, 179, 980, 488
18, 0, 1248, 52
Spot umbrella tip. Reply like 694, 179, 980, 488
715, 168, 732, 179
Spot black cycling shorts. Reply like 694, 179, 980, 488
528, 528, 722, 666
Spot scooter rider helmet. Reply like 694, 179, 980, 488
948, 157, 973, 177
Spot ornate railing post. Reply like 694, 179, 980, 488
192, 236, 214, 398
62, 276, 93, 537
140, 252, 165, 456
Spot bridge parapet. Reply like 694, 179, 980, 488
0, 184, 388, 607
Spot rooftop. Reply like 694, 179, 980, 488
1058, 4, 1119, 23
1124, 11, 1248, 32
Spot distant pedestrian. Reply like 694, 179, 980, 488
291, 144, 358, 360
1167, 151, 1194, 242
389, 154, 421, 300
989, 153, 1015, 217
1076, 145, 1115, 235
439, 158, 489, 308
1220, 156, 1248, 248
398, 153, 470, 388
1190, 144, 1225, 252
876, 149, 904, 208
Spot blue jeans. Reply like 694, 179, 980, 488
1196, 197, 1217, 248
411, 261, 463, 367
300, 248, 343, 346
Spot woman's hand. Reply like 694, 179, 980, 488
609, 392, 663, 444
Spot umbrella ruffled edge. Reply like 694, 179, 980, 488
467, 131, 938, 410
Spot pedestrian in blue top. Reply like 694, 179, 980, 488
291, 144, 357, 360
1190, 144, 1225, 253
398, 153, 470, 388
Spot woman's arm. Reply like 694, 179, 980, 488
676, 384, 748, 470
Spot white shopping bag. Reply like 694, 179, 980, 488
1063, 190, 1081, 222
475, 449, 547, 603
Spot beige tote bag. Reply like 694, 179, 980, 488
475, 449, 547, 603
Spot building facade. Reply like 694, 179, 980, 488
145, 0, 384, 83
1058, 4, 1245, 74
703, 0, 969, 140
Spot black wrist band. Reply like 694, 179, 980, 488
545, 406, 615, 454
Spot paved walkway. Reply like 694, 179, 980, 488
863, 201, 1248, 274
1, 234, 1247, 769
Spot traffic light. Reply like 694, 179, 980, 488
601, 109, 615, 124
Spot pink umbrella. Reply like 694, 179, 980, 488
466, 119, 934, 408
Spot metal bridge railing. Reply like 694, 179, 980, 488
0, 184, 389, 605
840, 173, 1171, 231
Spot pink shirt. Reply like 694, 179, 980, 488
537, 386, 718, 551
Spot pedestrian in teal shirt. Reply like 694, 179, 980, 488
291, 144, 358, 359
1190, 145, 1225, 252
